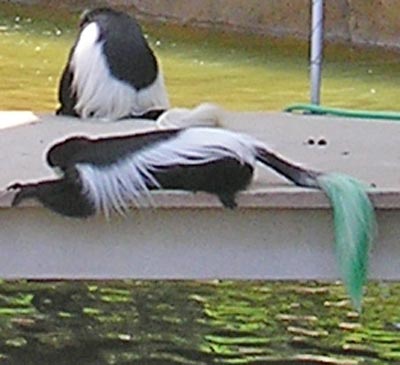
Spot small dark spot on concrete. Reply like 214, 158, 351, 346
341, 151, 350, 156
370, 182, 377, 188
317, 138, 327, 146
307, 138, 315, 145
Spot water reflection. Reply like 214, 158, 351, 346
0, 281, 399, 364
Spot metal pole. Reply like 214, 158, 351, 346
310, 0, 324, 105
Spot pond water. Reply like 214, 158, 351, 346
0, 3, 400, 365
1, 280, 400, 365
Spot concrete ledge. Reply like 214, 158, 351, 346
2, 187, 400, 210
0, 203, 399, 280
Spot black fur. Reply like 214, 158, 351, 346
47, 129, 180, 170
9, 169, 94, 218
255, 147, 320, 188
126, 109, 166, 121
57, 7, 165, 119
57, 56, 78, 117
150, 158, 254, 209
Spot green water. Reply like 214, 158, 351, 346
1, 3, 400, 112
1, 4, 400, 365
1, 281, 399, 365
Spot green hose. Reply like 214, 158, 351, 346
284, 103, 400, 121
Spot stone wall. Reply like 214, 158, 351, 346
5, 0, 400, 49
128, 0, 400, 49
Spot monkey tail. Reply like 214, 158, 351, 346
255, 145, 376, 311
255, 146, 321, 188
157, 103, 225, 129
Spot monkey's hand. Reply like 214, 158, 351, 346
7, 182, 38, 207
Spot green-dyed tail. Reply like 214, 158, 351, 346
317, 173, 376, 311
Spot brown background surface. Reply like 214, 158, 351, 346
5, 0, 400, 49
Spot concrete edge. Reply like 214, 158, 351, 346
0, 187, 398, 210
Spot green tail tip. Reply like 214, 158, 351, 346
317, 173, 377, 312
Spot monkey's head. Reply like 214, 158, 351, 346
79, 7, 124, 30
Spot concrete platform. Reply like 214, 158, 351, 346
0, 110, 399, 280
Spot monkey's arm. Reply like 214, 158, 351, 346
8, 176, 95, 218
56, 64, 78, 117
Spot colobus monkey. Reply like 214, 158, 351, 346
9, 127, 321, 217
57, 7, 169, 120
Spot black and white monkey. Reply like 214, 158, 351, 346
57, 7, 169, 120
9, 127, 320, 218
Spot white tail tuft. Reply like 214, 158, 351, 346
157, 103, 225, 129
